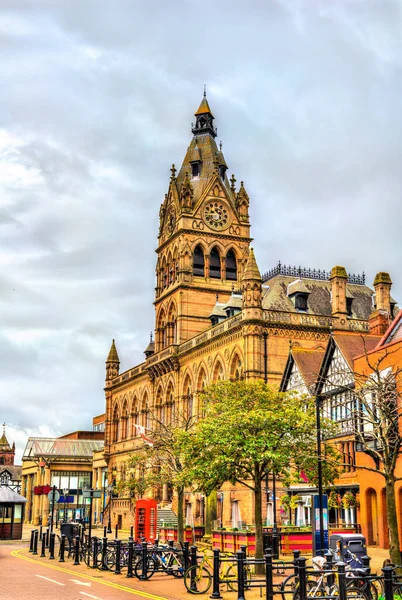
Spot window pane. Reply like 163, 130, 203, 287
69, 475, 78, 489
60, 475, 69, 489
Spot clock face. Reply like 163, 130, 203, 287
204, 201, 229, 230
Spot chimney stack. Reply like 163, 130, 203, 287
329, 266, 348, 325
369, 272, 392, 335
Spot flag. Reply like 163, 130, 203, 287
135, 424, 154, 446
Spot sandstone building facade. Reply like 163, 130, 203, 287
102, 95, 396, 532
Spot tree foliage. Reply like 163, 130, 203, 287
181, 380, 338, 560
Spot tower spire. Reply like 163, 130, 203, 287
192, 91, 216, 137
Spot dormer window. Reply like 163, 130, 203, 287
219, 165, 226, 179
287, 279, 310, 312
191, 163, 200, 179
346, 297, 353, 317
295, 293, 308, 311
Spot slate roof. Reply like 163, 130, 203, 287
0, 486, 27, 503
292, 348, 326, 388
262, 274, 373, 320
0, 465, 21, 481
377, 309, 402, 348
334, 333, 381, 369
208, 302, 227, 318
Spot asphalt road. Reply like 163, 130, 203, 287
0, 544, 177, 600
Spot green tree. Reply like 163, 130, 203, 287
127, 407, 196, 543
183, 380, 338, 562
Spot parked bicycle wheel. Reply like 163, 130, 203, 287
184, 566, 212, 594
225, 564, 252, 591
346, 586, 371, 600
291, 578, 319, 600
134, 556, 156, 580
167, 553, 184, 578
281, 573, 299, 600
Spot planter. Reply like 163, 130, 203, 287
212, 525, 361, 555
158, 526, 205, 543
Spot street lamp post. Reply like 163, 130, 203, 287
107, 483, 113, 534
315, 395, 325, 554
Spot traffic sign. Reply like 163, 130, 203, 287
82, 489, 102, 499
48, 489, 60, 502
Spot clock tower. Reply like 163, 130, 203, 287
154, 92, 252, 351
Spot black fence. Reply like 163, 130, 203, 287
29, 529, 399, 600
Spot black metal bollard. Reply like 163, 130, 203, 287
272, 530, 279, 560
40, 533, 46, 557
33, 529, 39, 555
103, 525, 107, 538
130, 526, 134, 538
324, 551, 333, 588
45, 527, 50, 548
29, 529, 35, 552
383, 566, 394, 600
265, 553, 273, 600
115, 524, 118, 539
296, 557, 307, 600
126, 538, 134, 578
49, 532, 55, 560
138, 541, 148, 581
236, 550, 246, 600
101, 536, 108, 571
292, 550, 301, 575
39, 525, 43, 541
92, 537, 99, 569
59, 534, 66, 562
190, 545, 197, 592
337, 562, 347, 600
115, 539, 121, 575
362, 555, 371, 574
74, 535, 80, 565
210, 548, 222, 599
183, 541, 190, 572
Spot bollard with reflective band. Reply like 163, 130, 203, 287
115, 539, 121, 575
74, 535, 80, 565
210, 548, 222, 599
49, 532, 55, 560
59, 534, 66, 562
126, 539, 134, 578
265, 553, 273, 600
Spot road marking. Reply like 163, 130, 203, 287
70, 579, 91, 587
12, 549, 169, 600
80, 593, 103, 600
35, 574, 65, 586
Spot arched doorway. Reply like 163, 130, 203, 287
366, 488, 379, 545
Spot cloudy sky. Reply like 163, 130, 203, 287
1, 0, 401, 462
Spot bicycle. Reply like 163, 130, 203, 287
134, 544, 184, 580
184, 550, 252, 594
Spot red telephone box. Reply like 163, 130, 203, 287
135, 498, 158, 542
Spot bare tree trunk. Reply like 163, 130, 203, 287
177, 485, 184, 544
254, 468, 264, 575
205, 490, 217, 535
385, 476, 401, 565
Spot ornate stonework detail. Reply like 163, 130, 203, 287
224, 349, 230, 361
207, 355, 213, 367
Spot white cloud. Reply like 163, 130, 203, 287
0, 0, 401, 462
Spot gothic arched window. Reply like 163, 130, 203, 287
193, 245, 205, 276
226, 250, 237, 281
210, 247, 221, 279
112, 405, 120, 443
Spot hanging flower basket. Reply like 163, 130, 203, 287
328, 490, 341, 509
342, 492, 358, 509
